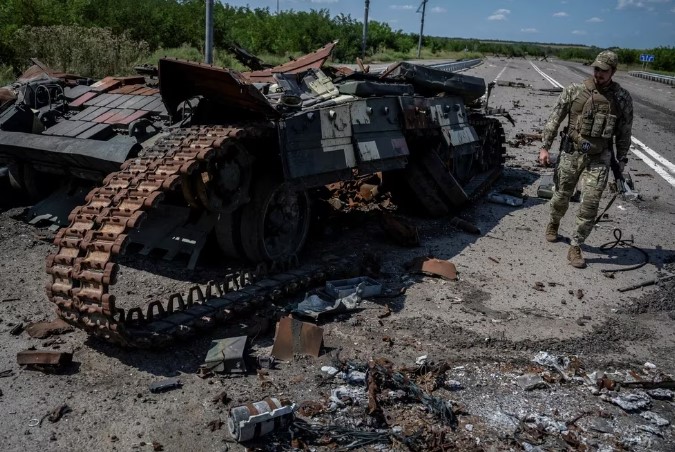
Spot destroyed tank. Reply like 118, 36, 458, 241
0, 43, 506, 346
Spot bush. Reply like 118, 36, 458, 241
12, 26, 149, 78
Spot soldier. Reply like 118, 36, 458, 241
538, 50, 633, 268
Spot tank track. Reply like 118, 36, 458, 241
45, 125, 347, 348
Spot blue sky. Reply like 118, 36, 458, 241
220, 0, 675, 49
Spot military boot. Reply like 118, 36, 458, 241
545, 222, 559, 243
567, 245, 586, 269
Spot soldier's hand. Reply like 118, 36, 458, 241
538, 148, 551, 167
618, 161, 626, 173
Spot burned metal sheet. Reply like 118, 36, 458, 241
158, 58, 279, 120
271, 316, 323, 360
243, 41, 338, 83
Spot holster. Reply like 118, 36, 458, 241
559, 127, 573, 154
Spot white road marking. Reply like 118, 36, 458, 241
533, 62, 675, 188
494, 66, 507, 83
529, 62, 564, 88
630, 146, 675, 187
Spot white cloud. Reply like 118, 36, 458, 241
553, 11, 569, 17
572, 30, 587, 34
390, 5, 415, 10
586, 17, 604, 22
431, 7, 447, 13
521, 28, 538, 33
488, 8, 511, 21
617, 0, 671, 9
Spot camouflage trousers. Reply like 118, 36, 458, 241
550, 150, 610, 246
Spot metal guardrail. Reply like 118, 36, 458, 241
629, 71, 675, 86
429, 59, 483, 73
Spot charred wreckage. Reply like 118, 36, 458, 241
0, 42, 507, 347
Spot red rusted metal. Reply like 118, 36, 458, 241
243, 41, 338, 83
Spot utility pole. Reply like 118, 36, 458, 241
277, 0, 279, 15
362, 0, 370, 59
205, 0, 214, 64
416, 0, 428, 59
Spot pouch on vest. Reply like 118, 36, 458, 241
591, 112, 606, 137
579, 112, 594, 135
602, 114, 617, 138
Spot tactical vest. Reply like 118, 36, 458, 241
568, 78, 618, 154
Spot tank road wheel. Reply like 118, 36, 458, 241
239, 177, 311, 263
215, 175, 311, 263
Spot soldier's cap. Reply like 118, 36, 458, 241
591, 50, 618, 71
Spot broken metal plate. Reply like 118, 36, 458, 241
409, 257, 458, 281
17, 350, 73, 367
271, 316, 323, 360
204, 336, 248, 373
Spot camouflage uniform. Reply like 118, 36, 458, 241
541, 74, 633, 246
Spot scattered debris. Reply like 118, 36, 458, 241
9, 323, 24, 336
497, 80, 530, 88
271, 316, 323, 360
647, 389, 674, 400
603, 391, 652, 412
516, 374, 549, 391
576, 289, 584, 300
293, 288, 365, 320
618, 274, 675, 292
257, 355, 276, 369
326, 276, 382, 299
47, 404, 71, 423
487, 191, 524, 207
641, 411, 670, 427
407, 256, 458, 281
202, 336, 248, 374
228, 397, 296, 442
25, 319, 74, 339
211, 391, 230, 405
207, 419, 224, 432
148, 377, 182, 394
16, 349, 73, 370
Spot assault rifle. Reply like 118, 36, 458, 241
594, 149, 639, 224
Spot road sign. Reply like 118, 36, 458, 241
640, 54, 655, 63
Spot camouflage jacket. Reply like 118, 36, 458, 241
541, 78, 633, 161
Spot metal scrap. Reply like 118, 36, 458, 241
203, 336, 248, 374
25, 319, 74, 339
17, 349, 73, 369
271, 316, 323, 360
9, 323, 24, 335
148, 377, 182, 393
407, 256, 458, 281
